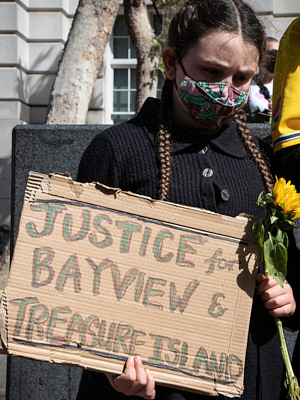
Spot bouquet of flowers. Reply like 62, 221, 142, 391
253, 177, 300, 399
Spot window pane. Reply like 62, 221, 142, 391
113, 38, 129, 59
113, 15, 128, 36
112, 114, 133, 124
130, 91, 136, 112
113, 91, 128, 112
130, 42, 137, 59
114, 69, 128, 89
130, 69, 136, 89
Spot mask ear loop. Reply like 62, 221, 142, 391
173, 53, 189, 91
179, 59, 189, 76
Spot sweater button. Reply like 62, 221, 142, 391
202, 168, 213, 177
221, 189, 230, 201
199, 146, 209, 154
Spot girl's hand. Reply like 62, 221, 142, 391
256, 273, 296, 318
105, 356, 156, 399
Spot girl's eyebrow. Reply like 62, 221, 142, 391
233, 69, 256, 76
200, 59, 256, 76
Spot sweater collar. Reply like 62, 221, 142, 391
137, 97, 248, 159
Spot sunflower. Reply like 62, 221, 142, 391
273, 177, 300, 219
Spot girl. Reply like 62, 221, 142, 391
76, 1, 299, 399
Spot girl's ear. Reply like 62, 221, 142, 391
162, 47, 179, 80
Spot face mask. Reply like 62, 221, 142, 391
176, 63, 248, 131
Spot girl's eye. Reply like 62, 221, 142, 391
203, 68, 221, 76
235, 75, 251, 83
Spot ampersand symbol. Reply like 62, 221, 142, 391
208, 293, 228, 318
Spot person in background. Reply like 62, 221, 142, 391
271, 16, 300, 381
76, 1, 299, 399
247, 37, 279, 122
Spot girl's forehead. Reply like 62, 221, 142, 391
184, 30, 259, 71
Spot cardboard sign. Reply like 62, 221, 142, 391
0, 172, 258, 397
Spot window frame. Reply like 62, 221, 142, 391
103, 9, 162, 124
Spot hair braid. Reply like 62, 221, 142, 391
156, 79, 173, 201
233, 110, 274, 192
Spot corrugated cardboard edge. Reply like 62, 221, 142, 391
26, 171, 256, 242
0, 290, 8, 352
24, 171, 52, 203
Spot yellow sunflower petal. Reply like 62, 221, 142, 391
273, 176, 300, 218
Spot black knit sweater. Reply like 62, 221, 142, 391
76, 98, 299, 400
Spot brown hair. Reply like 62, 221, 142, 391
157, 0, 273, 200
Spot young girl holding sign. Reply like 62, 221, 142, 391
76, 0, 299, 399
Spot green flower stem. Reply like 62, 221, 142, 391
275, 317, 300, 399
265, 270, 300, 399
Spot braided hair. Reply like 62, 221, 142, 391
156, 0, 273, 200
233, 110, 273, 192
156, 79, 173, 200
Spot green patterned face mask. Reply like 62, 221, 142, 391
176, 63, 248, 131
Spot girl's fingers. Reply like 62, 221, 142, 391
256, 274, 277, 295
135, 368, 156, 399
263, 291, 296, 317
105, 356, 155, 399
256, 274, 296, 317
105, 356, 136, 392
134, 355, 148, 386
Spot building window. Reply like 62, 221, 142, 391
113, 15, 137, 59
110, 13, 164, 124
111, 15, 137, 124
113, 67, 136, 124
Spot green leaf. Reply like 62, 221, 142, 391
276, 229, 289, 248
286, 211, 297, 223
278, 203, 285, 211
257, 191, 271, 209
263, 236, 287, 287
269, 242, 287, 287
265, 192, 274, 205
283, 231, 289, 248
263, 236, 274, 274
257, 191, 264, 207
252, 219, 263, 237
270, 215, 279, 224
276, 228, 283, 241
